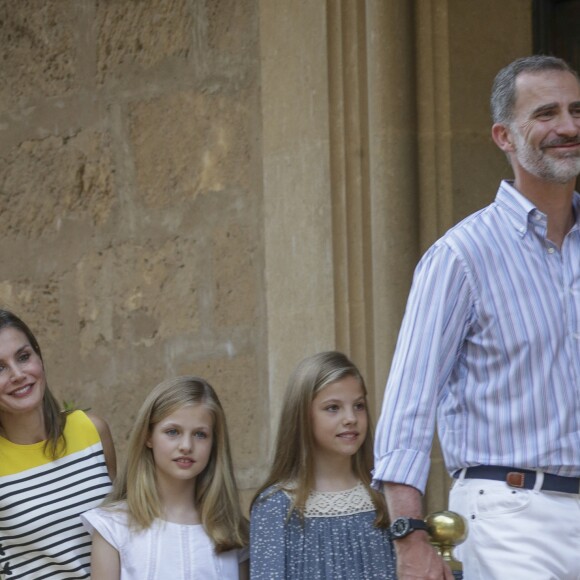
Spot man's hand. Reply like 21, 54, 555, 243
383, 482, 455, 579
394, 531, 454, 580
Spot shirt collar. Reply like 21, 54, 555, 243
495, 179, 580, 238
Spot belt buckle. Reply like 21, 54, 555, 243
506, 471, 526, 488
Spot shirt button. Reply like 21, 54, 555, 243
547, 247, 555, 254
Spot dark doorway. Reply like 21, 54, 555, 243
534, 0, 580, 70
534, 0, 580, 189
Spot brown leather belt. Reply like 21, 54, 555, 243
455, 466, 580, 494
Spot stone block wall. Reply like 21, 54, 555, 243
0, 0, 266, 505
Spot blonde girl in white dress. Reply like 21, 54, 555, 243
82, 376, 248, 580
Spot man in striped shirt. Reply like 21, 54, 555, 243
374, 55, 580, 579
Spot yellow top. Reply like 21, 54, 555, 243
0, 410, 100, 476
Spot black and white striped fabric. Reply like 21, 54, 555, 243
0, 411, 112, 579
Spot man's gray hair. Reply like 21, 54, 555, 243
490, 55, 579, 125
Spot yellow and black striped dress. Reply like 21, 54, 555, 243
0, 410, 112, 579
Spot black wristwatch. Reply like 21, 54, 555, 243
389, 516, 428, 540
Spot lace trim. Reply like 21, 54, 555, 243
282, 482, 375, 518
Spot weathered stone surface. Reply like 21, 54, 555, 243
74, 345, 167, 459
0, 131, 116, 239
205, 0, 255, 54
212, 224, 257, 327
128, 90, 251, 207
0, 279, 63, 346
0, 0, 77, 106
75, 238, 201, 357
96, 0, 193, 81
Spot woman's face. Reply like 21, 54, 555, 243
0, 327, 46, 421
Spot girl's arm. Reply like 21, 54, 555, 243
239, 559, 249, 580
90, 530, 121, 580
250, 490, 287, 579
87, 413, 117, 480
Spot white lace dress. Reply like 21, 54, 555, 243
250, 482, 396, 579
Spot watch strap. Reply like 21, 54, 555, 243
389, 516, 428, 540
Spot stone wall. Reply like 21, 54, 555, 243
0, 0, 266, 507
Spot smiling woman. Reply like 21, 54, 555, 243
0, 327, 46, 420
0, 309, 116, 580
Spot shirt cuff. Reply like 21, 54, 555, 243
372, 449, 432, 494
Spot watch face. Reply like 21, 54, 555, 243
391, 517, 411, 538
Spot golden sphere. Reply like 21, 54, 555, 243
425, 511, 468, 545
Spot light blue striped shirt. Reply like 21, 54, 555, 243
374, 181, 580, 493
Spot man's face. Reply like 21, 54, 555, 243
507, 70, 580, 184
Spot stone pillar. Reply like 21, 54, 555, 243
326, 0, 376, 397
366, 0, 420, 415
259, 0, 336, 445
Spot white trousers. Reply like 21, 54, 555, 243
449, 474, 580, 580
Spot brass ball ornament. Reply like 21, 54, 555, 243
426, 510, 468, 545
425, 510, 468, 575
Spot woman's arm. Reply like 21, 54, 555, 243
90, 530, 121, 580
87, 413, 117, 480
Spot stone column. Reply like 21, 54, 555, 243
259, 0, 336, 445
326, 0, 376, 397
366, 0, 420, 414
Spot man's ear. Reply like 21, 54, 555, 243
492, 123, 515, 152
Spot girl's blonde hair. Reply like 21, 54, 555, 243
252, 351, 389, 527
106, 376, 248, 552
